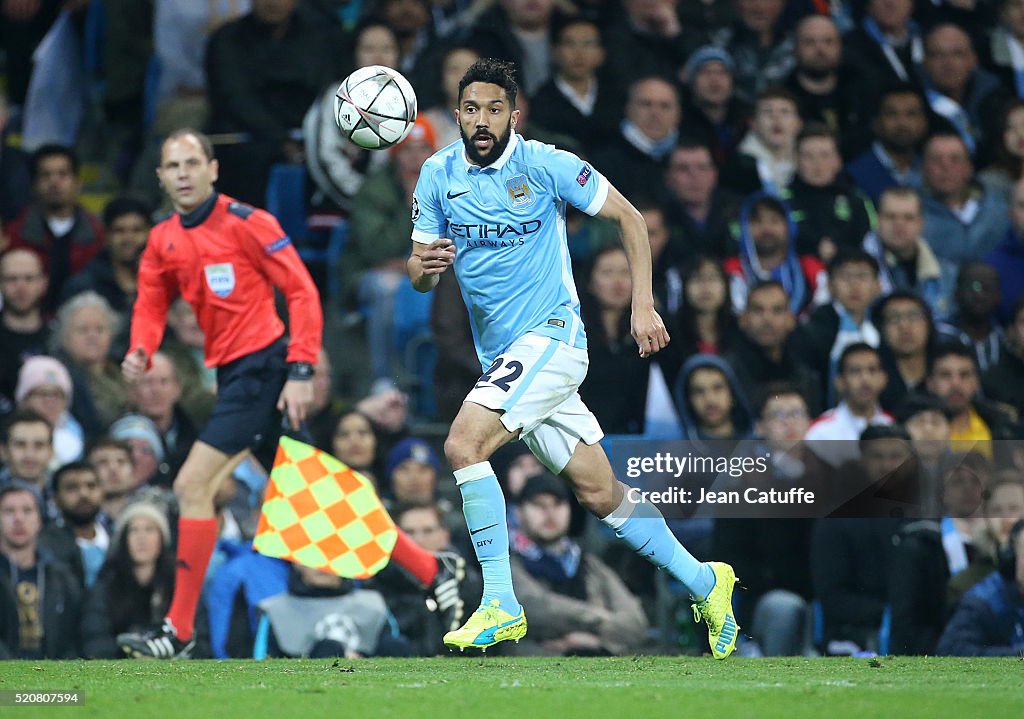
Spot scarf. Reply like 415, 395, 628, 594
924, 82, 976, 156
940, 517, 969, 575
621, 119, 678, 160
827, 303, 880, 406
994, 27, 1024, 100
863, 17, 923, 83
739, 195, 807, 313
512, 529, 582, 588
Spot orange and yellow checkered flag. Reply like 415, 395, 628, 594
254, 437, 397, 578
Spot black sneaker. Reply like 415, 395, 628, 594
426, 551, 466, 633
118, 620, 196, 659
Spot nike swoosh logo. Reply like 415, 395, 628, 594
470, 523, 499, 535
447, 190, 470, 199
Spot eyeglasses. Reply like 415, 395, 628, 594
832, 270, 877, 283
28, 387, 65, 400
765, 409, 809, 422
883, 310, 927, 325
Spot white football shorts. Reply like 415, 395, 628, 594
463, 332, 604, 473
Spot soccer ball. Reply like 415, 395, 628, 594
334, 65, 418, 150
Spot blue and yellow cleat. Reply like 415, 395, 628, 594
443, 599, 527, 652
691, 561, 740, 660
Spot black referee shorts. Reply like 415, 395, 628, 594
199, 338, 288, 458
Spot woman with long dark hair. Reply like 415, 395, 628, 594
578, 245, 649, 434
330, 409, 383, 488
659, 254, 739, 391
980, 99, 1024, 202
80, 502, 176, 658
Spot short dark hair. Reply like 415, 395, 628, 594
875, 82, 926, 115
51, 460, 98, 494
393, 500, 445, 528
755, 381, 807, 417
30, 144, 78, 180
749, 195, 789, 221
871, 290, 932, 330
838, 342, 880, 375
672, 136, 714, 157
893, 392, 953, 424
796, 122, 838, 149
755, 85, 798, 108
859, 423, 911, 445
747, 279, 789, 303
87, 435, 134, 462
828, 247, 880, 276
458, 58, 518, 108
878, 185, 923, 213
550, 15, 600, 45
955, 260, 999, 288
163, 128, 216, 161
102, 196, 153, 228
0, 482, 42, 516
929, 340, 978, 376
924, 131, 970, 157
1, 409, 53, 445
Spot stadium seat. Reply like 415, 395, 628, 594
142, 55, 162, 130
207, 552, 290, 659
265, 163, 347, 304
878, 605, 891, 657
391, 281, 436, 419
265, 163, 309, 245
83, 0, 106, 80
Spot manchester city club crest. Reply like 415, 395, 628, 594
505, 174, 534, 209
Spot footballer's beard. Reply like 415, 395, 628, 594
461, 120, 513, 167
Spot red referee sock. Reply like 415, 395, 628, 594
391, 529, 438, 587
166, 517, 218, 641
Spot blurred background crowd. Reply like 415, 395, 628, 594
1, 0, 1024, 661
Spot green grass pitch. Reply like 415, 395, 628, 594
1, 656, 1022, 718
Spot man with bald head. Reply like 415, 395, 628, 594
921, 23, 1007, 159
592, 76, 681, 201
784, 15, 861, 143
0, 249, 51, 403
920, 132, 1009, 264
130, 351, 198, 478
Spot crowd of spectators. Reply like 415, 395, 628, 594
2, 0, 1024, 659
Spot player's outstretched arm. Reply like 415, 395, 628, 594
596, 185, 670, 358
407, 239, 455, 293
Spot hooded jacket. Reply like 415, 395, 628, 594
673, 354, 754, 441
724, 192, 828, 315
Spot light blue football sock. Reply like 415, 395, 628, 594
454, 461, 522, 615
602, 490, 716, 599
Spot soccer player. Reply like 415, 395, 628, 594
408, 59, 739, 658
114, 128, 324, 658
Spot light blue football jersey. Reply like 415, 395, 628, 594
411, 132, 610, 369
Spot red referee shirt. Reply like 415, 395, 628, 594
129, 193, 322, 368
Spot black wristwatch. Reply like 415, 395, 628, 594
287, 362, 314, 381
